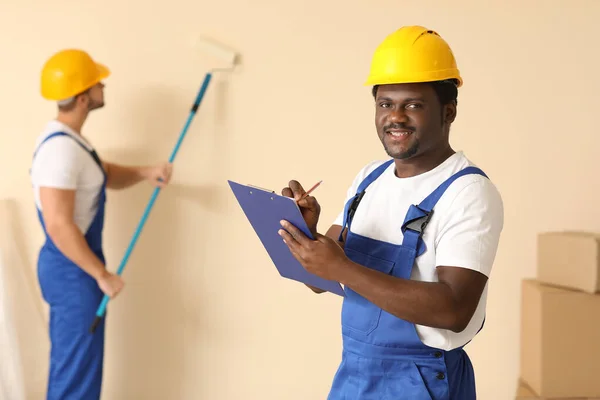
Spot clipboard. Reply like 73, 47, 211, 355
228, 180, 345, 296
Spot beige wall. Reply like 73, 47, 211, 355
1, 0, 599, 399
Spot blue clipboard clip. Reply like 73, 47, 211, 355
228, 180, 345, 296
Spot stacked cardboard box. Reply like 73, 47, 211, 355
517, 231, 600, 399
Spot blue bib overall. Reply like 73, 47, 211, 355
328, 160, 487, 400
33, 132, 107, 400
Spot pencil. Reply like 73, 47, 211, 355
298, 180, 323, 201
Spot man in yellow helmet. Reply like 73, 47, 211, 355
30, 49, 173, 400
278, 26, 504, 399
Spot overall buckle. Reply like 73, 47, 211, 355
402, 206, 434, 237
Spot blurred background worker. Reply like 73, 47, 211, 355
30, 49, 173, 400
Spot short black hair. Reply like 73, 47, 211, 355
372, 79, 459, 106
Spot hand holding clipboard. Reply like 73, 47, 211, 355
277, 179, 351, 288
228, 179, 345, 296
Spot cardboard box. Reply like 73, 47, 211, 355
516, 380, 539, 399
537, 231, 600, 293
520, 279, 600, 398
516, 379, 600, 399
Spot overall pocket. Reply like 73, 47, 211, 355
383, 362, 435, 400
341, 248, 395, 335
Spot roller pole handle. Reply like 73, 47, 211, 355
89, 72, 213, 334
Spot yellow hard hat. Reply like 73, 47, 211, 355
40, 49, 110, 101
365, 26, 462, 87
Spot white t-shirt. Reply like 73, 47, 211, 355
333, 151, 504, 350
30, 120, 105, 235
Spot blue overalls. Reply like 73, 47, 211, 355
328, 159, 487, 400
33, 132, 107, 400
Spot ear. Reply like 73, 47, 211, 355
444, 101, 457, 124
77, 93, 89, 107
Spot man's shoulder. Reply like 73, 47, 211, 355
32, 124, 88, 172
34, 132, 82, 160
435, 158, 504, 228
415, 152, 504, 227
447, 173, 503, 210
445, 153, 503, 204
34, 120, 93, 153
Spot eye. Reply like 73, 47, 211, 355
378, 101, 392, 108
406, 103, 422, 109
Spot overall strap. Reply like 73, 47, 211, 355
419, 166, 487, 213
32, 131, 106, 178
33, 132, 71, 158
400, 166, 488, 252
338, 160, 394, 241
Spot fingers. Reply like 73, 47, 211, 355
153, 162, 173, 187
282, 180, 305, 200
283, 180, 321, 207
279, 226, 301, 260
111, 277, 125, 298
97, 273, 125, 298
297, 195, 320, 211
105, 287, 119, 298
282, 234, 303, 261
279, 220, 310, 246
106, 275, 125, 298
288, 180, 306, 200
279, 225, 295, 244
161, 162, 173, 183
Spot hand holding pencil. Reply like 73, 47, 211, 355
281, 179, 322, 236
298, 180, 322, 202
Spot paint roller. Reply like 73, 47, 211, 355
89, 37, 239, 334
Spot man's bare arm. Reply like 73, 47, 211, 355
39, 187, 108, 280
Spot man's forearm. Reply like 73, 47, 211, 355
46, 221, 108, 280
335, 260, 465, 332
104, 163, 146, 189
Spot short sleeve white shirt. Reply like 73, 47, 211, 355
333, 151, 504, 350
30, 120, 105, 234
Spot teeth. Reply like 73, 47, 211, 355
389, 131, 410, 137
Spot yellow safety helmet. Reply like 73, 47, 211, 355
365, 26, 462, 87
40, 49, 110, 101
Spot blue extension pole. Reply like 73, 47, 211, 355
90, 72, 213, 333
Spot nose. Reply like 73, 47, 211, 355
387, 107, 408, 123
